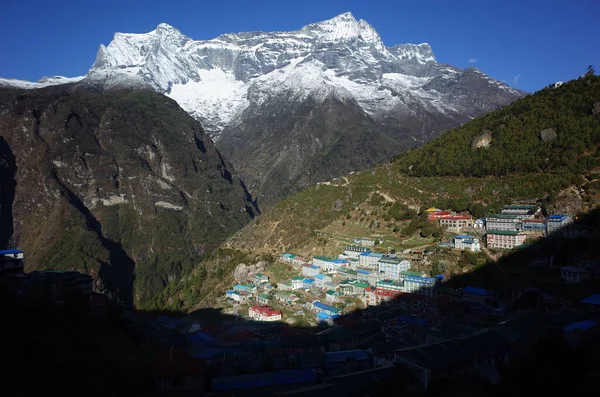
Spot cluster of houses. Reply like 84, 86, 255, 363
428, 205, 576, 251
140, 266, 600, 395
225, 240, 452, 325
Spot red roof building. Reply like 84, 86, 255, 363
249, 305, 283, 322
427, 211, 452, 221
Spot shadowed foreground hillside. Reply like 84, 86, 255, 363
3, 209, 600, 396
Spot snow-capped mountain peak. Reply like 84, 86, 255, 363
1, 12, 521, 142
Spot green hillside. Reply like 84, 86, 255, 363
395, 74, 600, 177
229, 74, 600, 256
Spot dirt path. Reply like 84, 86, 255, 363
376, 190, 396, 203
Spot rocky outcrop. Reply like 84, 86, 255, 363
472, 130, 493, 149
540, 128, 557, 142
0, 85, 258, 307
233, 261, 267, 283
593, 102, 600, 115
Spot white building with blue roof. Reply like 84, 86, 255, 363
547, 215, 574, 236
453, 235, 481, 252
314, 273, 332, 288
358, 252, 383, 269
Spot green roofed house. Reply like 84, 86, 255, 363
256, 293, 270, 305
338, 267, 358, 280
486, 229, 526, 249
252, 273, 269, 285
291, 276, 305, 290
325, 290, 344, 303
376, 280, 404, 292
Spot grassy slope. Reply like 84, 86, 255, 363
229, 75, 600, 255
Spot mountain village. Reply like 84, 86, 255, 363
3, 200, 599, 394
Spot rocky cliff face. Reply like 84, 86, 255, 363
0, 85, 257, 307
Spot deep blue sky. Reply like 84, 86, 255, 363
1, 0, 598, 92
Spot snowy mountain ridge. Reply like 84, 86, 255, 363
0, 12, 524, 206
81, 11, 518, 138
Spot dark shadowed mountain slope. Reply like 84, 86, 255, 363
0, 85, 257, 307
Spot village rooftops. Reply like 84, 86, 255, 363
486, 229, 522, 236
292, 276, 305, 281
581, 294, 600, 306
356, 269, 371, 275
350, 280, 371, 289
548, 215, 569, 221
359, 252, 383, 258
283, 253, 296, 258
486, 213, 520, 219
401, 271, 427, 277
313, 301, 341, 314
315, 274, 328, 279
345, 245, 371, 252
504, 205, 536, 210
440, 215, 472, 220
455, 235, 473, 239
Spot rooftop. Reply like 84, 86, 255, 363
486, 229, 522, 236
463, 286, 494, 296
313, 301, 340, 314
548, 215, 570, 221
581, 294, 600, 306
359, 252, 383, 257
313, 255, 334, 262
486, 213, 520, 219
0, 249, 23, 255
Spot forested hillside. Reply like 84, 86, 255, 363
395, 73, 600, 177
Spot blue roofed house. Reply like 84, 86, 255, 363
313, 256, 337, 272
0, 249, 25, 277
356, 269, 380, 285
546, 215, 574, 237
358, 252, 383, 269
303, 278, 315, 289
453, 235, 481, 252
462, 286, 495, 306
314, 273, 332, 288
401, 271, 437, 297
311, 300, 341, 317
301, 264, 320, 277
581, 294, 600, 312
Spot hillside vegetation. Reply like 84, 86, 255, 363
395, 74, 600, 177
229, 74, 600, 255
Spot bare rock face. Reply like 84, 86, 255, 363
593, 102, 600, 115
540, 128, 557, 142
233, 261, 267, 283
472, 130, 493, 149
334, 199, 343, 211
549, 187, 583, 217
0, 85, 257, 307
